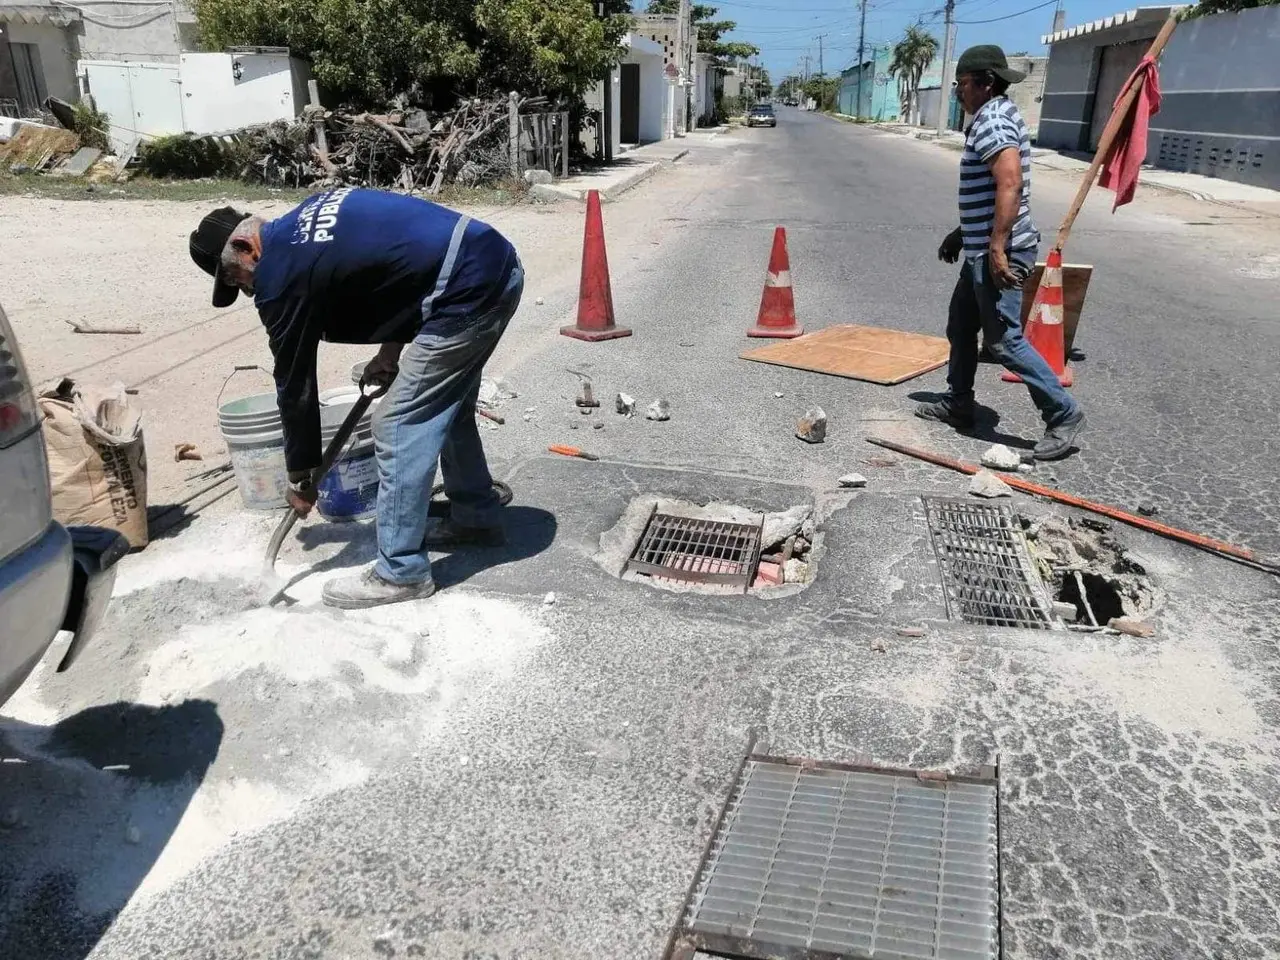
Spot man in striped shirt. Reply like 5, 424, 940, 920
917, 45, 1085, 461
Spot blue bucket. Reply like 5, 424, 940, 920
316, 401, 379, 522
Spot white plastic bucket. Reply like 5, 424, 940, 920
217, 393, 287, 510
315, 400, 379, 522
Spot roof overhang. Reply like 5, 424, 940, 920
0, 2, 80, 27
1042, 6, 1185, 45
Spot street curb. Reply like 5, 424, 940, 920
529, 159, 666, 203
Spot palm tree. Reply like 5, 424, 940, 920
888, 25, 939, 125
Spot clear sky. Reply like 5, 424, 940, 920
685, 0, 1141, 80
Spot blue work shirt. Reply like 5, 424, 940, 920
253, 187, 518, 472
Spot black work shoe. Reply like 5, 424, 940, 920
915, 399, 976, 430
423, 518, 505, 550
1034, 411, 1086, 461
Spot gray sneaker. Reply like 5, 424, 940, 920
1034, 410, 1086, 461
915, 398, 975, 430
423, 518, 505, 550
322, 568, 436, 610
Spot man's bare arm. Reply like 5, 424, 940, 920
987, 147, 1023, 287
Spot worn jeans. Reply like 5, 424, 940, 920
371, 266, 523, 585
946, 251, 1079, 426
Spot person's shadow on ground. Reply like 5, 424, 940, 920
907, 390, 1035, 451
0, 699, 223, 960
278, 502, 558, 602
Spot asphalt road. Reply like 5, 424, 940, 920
3, 110, 1279, 960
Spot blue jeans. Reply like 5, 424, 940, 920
946, 252, 1079, 426
371, 267, 523, 585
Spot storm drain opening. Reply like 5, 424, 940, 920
626, 511, 763, 591
923, 497, 1052, 629
598, 496, 819, 594
667, 752, 1001, 960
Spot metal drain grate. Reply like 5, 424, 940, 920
923, 497, 1052, 629
669, 755, 1001, 960
625, 512, 762, 591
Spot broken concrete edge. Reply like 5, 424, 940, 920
528, 161, 664, 203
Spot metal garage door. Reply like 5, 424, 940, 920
1089, 40, 1147, 150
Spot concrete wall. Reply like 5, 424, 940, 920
1152, 6, 1280, 188
1006, 56, 1047, 133
838, 53, 899, 120
3, 21, 78, 102
1041, 6, 1280, 188
76, 2, 184, 63
1039, 19, 1163, 151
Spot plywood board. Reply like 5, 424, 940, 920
1022, 263, 1093, 353
740, 324, 951, 385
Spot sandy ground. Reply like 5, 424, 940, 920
0, 150, 726, 509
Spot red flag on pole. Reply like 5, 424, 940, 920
1098, 54, 1162, 211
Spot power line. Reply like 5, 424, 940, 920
954, 0, 1058, 23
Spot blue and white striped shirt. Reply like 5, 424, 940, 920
958, 96, 1039, 258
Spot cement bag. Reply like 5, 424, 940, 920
38, 380, 149, 548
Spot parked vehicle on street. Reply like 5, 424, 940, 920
0, 299, 128, 709
747, 103, 777, 128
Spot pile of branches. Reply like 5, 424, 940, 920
235, 93, 548, 191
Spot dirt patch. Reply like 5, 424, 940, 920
1025, 515, 1163, 626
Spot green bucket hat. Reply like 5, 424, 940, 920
955, 44, 1026, 84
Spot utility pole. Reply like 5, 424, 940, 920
816, 33, 828, 79
936, 0, 957, 135
594, 2, 612, 162
678, 0, 691, 134
855, 0, 867, 117
802, 54, 811, 84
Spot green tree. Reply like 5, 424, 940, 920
887, 24, 939, 123
1183, 0, 1277, 15
194, 0, 631, 104
645, 0, 759, 60
801, 75, 840, 112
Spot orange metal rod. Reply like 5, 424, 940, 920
866, 436, 1278, 574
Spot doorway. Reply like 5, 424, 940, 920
620, 62, 640, 144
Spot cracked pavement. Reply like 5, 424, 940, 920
2, 110, 1279, 959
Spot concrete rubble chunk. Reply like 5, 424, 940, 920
1051, 600, 1079, 622
543, 592, 557, 606
1138, 502, 1159, 516
478, 378, 517, 408
837, 473, 867, 488
615, 392, 636, 416
761, 506, 811, 551
523, 168, 554, 185
1109, 617, 1156, 638
783, 558, 807, 583
795, 407, 827, 443
980, 443, 1022, 471
645, 399, 671, 421
969, 469, 1013, 498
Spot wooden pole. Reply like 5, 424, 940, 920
1051, 14, 1179, 254
508, 91, 520, 178
307, 79, 328, 157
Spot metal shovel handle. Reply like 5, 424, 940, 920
262, 378, 389, 574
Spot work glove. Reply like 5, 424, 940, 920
938, 227, 963, 264
286, 472, 317, 517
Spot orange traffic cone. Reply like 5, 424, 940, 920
562, 190, 632, 342
1003, 249, 1073, 387
748, 227, 803, 339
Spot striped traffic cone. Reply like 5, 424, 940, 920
748, 227, 804, 338
1003, 249, 1073, 387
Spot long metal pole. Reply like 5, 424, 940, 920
936, 0, 956, 135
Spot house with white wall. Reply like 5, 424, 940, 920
584, 32, 668, 157
1, 0, 198, 115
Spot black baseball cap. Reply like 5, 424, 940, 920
955, 45, 1026, 84
190, 206, 251, 307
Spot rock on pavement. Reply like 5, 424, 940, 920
838, 473, 867, 488
646, 399, 671, 421
969, 469, 1013, 498
979, 443, 1022, 471
796, 407, 827, 443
